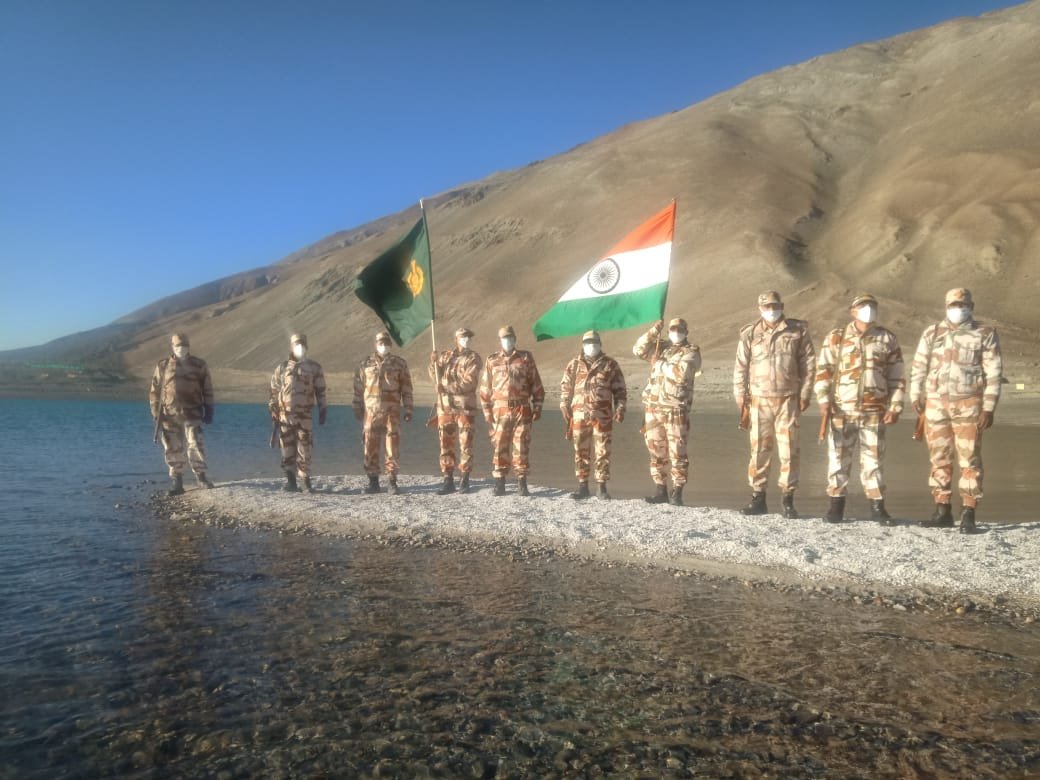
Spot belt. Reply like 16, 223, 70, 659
506, 399, 528, 408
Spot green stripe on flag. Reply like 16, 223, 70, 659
532, 282, 668, 341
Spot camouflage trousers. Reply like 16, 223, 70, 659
826, 412, 886, 499
278, 413, 314, 478
643, 407, 689, 487
364, 408, 401, 476
489, 405, 533, 478
159, 416, 207, 478
924, 397, 984, 506
747, 396, 801, 492
436, 409, 476, 475
569, 413, 613, 482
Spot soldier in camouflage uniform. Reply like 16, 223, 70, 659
480, 325, 545, 496
910, 288, 1002, 534
429, 326, 481, 494
149, 333, 215, 495
560, 330, 627, 500
734, 292, 815, 519
269, 333, 327, 493
353, 330, 413, 495
815, 293, 905, 524
633, 317, 701, 506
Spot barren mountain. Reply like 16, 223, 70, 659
5, 1, 1040, 401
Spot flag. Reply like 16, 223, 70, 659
353, 216, 434, 347
532, 202, 675, 341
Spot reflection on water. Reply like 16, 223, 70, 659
1, 400, 1038, 776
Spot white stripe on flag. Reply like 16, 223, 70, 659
557, 243, 671, 303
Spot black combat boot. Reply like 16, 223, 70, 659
871, 499, 894, 526
283, 471, 300, 492
388, 476, 400, 495
570, 481, 590, 500
781, 491, 798, 519
196, 473, 214, 489
302, 476, 314, 493
436, 474, 456, 495
921, 503, 953, 528
645, 483, 669, 504
597, 481, 610, 500
741, 492, 767, 516
959, 506, 977, 534
459, 473, 471, 493
363, 474, 380, 494
518, 477, 530, 497
824, 496, 845, 523
493, 476, 506, 496
668, 486, 684, 506
168, 474, 185, 496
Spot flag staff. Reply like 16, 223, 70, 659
652, 197, 678, 363
420, 198, 445, 422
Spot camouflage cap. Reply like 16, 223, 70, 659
757, 291, 782, 306
668, 317, 688, 331
498, 325, 516, 339
581, 330, 601, 343
375, 330, 392, 344
945, 288, 973, 306
171, 333, 190, 346
850, 293, 878, 309
290, 333, 307, 346
455, 326, 474, 339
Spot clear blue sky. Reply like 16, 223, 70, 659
0, 0, 1015, 351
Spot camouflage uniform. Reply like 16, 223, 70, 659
480, 327, 545, 480
430, 331, 481, 477
909, 290, 1002, 510
353, 338, 413, 477
633, 319, 701, 491
560, 336, 627, 484
269, 336, 327, 480
733, 293, 815, 495
149, 335, 214, 483
814, 300, 905, 501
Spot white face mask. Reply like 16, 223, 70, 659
292, 344, 306, 359
376, 344, 390, 356
668, 330, 685, 345
457, 337, 471, 350
173, 346, 189, 359
947, 306, 971, 325
583, 343, 601, 359
500, 337, 515, 353
855, 305, 877, 325
760, 308, 783, 324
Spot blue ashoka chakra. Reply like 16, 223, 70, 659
586, 257, 621, 294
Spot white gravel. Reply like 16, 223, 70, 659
181, 474, 1040, 609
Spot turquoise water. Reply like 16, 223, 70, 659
1, 399, 1038, 777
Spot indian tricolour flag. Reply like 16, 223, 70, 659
532, 202, 675, 341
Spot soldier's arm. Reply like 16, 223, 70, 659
798, 326, 816, 405
479, 359, 493, 419
982, 329, 1003, 412
314, 365, 328, 412
559, 360, 575, 413
632, 322, 664, 362
733, 329, 751, 406
351, 365, 365, 417
612, 361, 627, 411
530, 357, 545, 414
149, 362, 162, 417
268, 365, 282, 417
400, 360, 414, 413
908, 328, 933, 411
813, 334, 836, 407
201, 362, 215, 408
886, 338, 906, 414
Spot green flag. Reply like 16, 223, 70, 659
353, 216, 434, 346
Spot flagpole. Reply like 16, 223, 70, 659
653, 197, 678, 363
420, 198, 445, 421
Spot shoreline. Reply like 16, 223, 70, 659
155, 475, 1040, 625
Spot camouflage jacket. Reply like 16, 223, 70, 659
429, 347, 482, 412
909, 319, 1002, 411
480, 349, 545, 417
633, 326, 701, 412
814, 322, 905, 414
149, 354, 214, 422
733, 317, 815, 404
269, 357, 327, 418
353, 353, 413, 416
560, 354, 627, 418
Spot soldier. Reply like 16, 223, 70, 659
910, 289, 1002, 534
269, 333, 327, 492
353, 330, 413, 495
733, 291, 815, 518
429, 326, 481, 494
149, 333, 215, 495
815, 293, 905, 524
633, 318, 701, 506
560, 330, 627, 500
480, 325, 545, 496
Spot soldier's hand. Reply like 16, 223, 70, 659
353, 408, 363, 422
913, 400, 925, 415
883, 410, 900, 425
319, 408, 327, 426
799, 398, 810, 413
404, 409, 413, 422
203, 405, 214, 425
532, 407, 542, 421
614, 407, 625, 424
652, 319, 664, 332
979, 410, 994, 430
